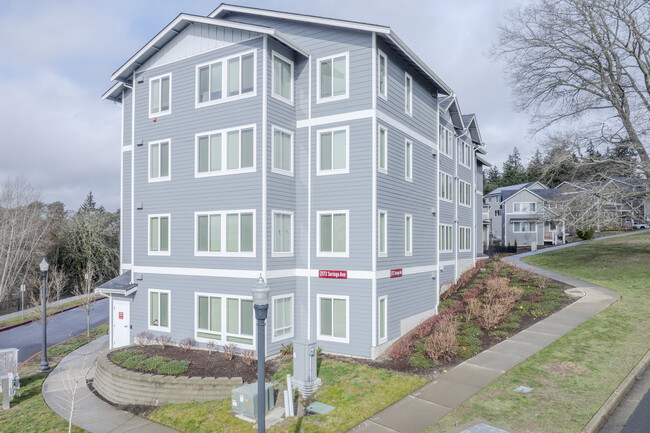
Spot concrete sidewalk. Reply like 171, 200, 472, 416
349, 238, 623, 433
42, 335, 180, 433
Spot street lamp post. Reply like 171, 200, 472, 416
252, 275, 270, 433
38, 258, 50, 372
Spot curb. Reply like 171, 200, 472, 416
581, 349, 650, 433
0, 296, 106, 332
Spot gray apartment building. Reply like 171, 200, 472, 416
99, 4, 488, 359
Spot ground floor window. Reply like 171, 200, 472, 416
378, 296, 387, 343
513, 221, 536, 233
439, 224, 453, 251
149, 289, 170, 332
272, 294, 293, 341
318, 295, 349, 343
459, 226, 471, 251
195, 293, 254, 346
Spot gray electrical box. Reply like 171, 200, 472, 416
231, 382, 274, 418
293, 339, 317, 383
0, 348, 19, 410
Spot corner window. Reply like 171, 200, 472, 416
317, 127, 348, 175
378, 50, 387, 99
405, 214, 412, 256
148, 140, 170, 182
317, 53, 348, 102
272, 295, 294, 341
459, 180, 471, 206
378, 210, 387, 257
149, 289, 170, 332
272, 52, 293, 104
318, 295, 349, 343
459, 226, 471, 251
149, 214, 170, 255
439, 224, 453, 252
272, 126, 293, 175
439, 172, 453, 201
318, 211, 348, 257
405, 72, 412, 116
272, 211, 293, 256
514, 202, 536, 213
405, 140, 413, 181
378, 296, 387, 343
196, 51, 255, 106
378, 126, 387, 173
195, 210, 255, 256
196, 125, 255, 176
149, 74, 171, 117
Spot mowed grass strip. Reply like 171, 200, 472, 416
426, 232, 650, 433
148, 359, 428, 433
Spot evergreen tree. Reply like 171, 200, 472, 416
526, 149, 544, 182
483, 166, 501, 194
501, 147, 527, 186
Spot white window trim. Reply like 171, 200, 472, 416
317, 210, 350, 258
513, 221, 538, 233
378, 210, 387, 257
148, 214, 171, 256
316, 51, 350, 104
513, 202, 537, 214
405, 213, 413, 256
149, 73, 172, 118
404, 72, 413, 116
195, 49, 257, 108
194, 124, 257, 178
459, 180, 471, 207
270, 125, 294, 176
271, 51, 294, 105
194, 292, 255, 349
439, 171, 453, 202
439, 223, 453, 252
194, 292, 223, 343
405, 139, 413, 182
316, 126, 350, 176
148, 139, 171, 183
439, 125, 453, 157
378, 50, 387, 100
148, 288, 171, 333
194, 210, 256, 257
378, 126, 387, 174
378, 295, 388, 344
271, 210, 294, 257
459, 226, 472, 252
271, 294, 294, 343
317, 294, 350, 344
459, 141, 472, 168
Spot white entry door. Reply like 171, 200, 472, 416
112, 299, 131, 348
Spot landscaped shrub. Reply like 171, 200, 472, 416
206, 340, 216, 354
111, 349, 144, 364
241, 350, 256, 365
135, 331, 154, 346
388, 340, 412, 359
224, 343, 238, 360
142, 356, 170, 372
477, 301, 511, 330
576, 228, 595, 240
280, 343, 293, 356
424, 316, 458, 362
484, 277, 510, 302
155, 335, 172, 349
466, 298, 482, 322
441, 264, 481, 300
178, 337, 197, 351
409, 340, 432, 368
122, 353, 148, 369
158, 360, 190, 376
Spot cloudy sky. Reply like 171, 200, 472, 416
0, 0, 535, 212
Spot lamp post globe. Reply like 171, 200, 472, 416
252, 274, 269, 432
38, 258, 50, 372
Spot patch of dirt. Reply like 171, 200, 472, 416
543, 361, 588, 376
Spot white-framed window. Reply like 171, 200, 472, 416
378, 50, 387, 99
149, 73, 171, 117
148, 289, 170, 332
272, 294, 294, 342
458, 140, 472, 168
272, 126, 293, 175
195, 210, 255, 257
148, 214, 170, 255
405, 140, 413, 181
459, 180, 471, 207
317, 294, 349, 343
405, 214, 413, 256
513, 202, 536, 213
439, 224, 453, 252
459, 226, 471, 251
378, 210, 387, 257
513, 221, 537, 233
194, 293, 254, 347
439, 125, 454, 157
196, 50, 256, 106
405, 72, 412, 115
317, 126, 349, 175
378, 126, 387, 173
272, 210, 293, 257
195, 125, 255, 177
378, 296, 387, 343
439, 172, 453, 201
317, 52, 349, 103
148, 140, 170, 182
196, 293, 222, 341
272, 51, 293, 104
317, 210, 349, 257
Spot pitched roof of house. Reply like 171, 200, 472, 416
487, 182, 537, 197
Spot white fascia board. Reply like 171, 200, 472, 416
102, 82, 125, 101
476, 153, 491, 167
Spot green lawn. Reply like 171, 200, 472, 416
426, 232, 650, 433
0, 324, 108, 433
149, 358, 428, 433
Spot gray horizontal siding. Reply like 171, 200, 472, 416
122, 152, 132, 264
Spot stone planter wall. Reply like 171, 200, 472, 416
93, 349, 243, 406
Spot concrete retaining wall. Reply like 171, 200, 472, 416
93, 349, 243, 406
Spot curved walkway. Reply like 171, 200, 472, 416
42, 335, 180, 433
350, 235, 627, 433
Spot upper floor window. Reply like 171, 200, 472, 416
378, 210, 387, 257
149, 74, 171, 117
439, 172, 453, 201
405, 140, 413, 181
196, 125, 255, 177
272, 52, 293, 104
378, 50, 387, 99
405, 72, 413, 115
272, 211, 293, 256
149, 140, 170, 182
405, 214, 413, 256
378, 126, 387, 173
439, 224, 453, 252
317, 127, 348, 175
149, 214, 170, 255
197, 51, 255, 106
459, 140, 472, 168
195, 210, 255, 256
317, 52, 348, 102
459, 180, 471, 207
272, 126, 293, 175
439, 125, 454, 157
459, 227, 471, 251
318, 211, 348, 257
513, 202, 536, 213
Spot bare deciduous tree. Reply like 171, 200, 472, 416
74, 262, 96, 337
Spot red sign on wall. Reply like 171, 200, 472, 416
319, 270, 348, 279
119, 312, 124, 320
390, 269, 403, 278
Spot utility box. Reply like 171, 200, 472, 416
231, 382, 274, 418
0, 348, 19, 410
292, 339, 321, 398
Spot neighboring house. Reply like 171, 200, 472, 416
98, 4, 488, 359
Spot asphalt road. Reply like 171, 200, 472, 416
0, 298, 109, 363
599, 364, 650, 433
